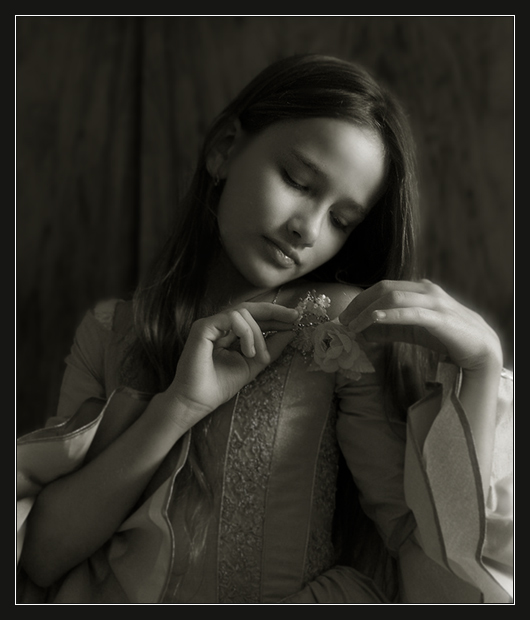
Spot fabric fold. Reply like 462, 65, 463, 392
404, 366, 513, 603
17, 387, 190, 604
17, 298, 513, 604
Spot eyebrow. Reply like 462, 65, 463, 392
289, 148, 370, 213
290, 149, 321, 176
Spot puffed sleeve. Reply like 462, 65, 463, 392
17, 302, 151, 565
46, 300, 117, 427
334, 362, 414, 556
335, 360, 513, 604
17, 302, 186, 603
16, 387, 174, 604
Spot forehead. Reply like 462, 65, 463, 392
252, 117, 388, 208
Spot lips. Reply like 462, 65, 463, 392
263, 237, 301, 268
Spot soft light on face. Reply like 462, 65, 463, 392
216, 117, 388, 291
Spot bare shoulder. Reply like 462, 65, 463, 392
279, 280, 363, 320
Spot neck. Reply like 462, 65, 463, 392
205, 248, 276, 310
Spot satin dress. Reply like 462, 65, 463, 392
17, 296, 513, 603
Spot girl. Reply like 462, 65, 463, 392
17, 54, 513, 604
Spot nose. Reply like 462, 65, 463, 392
287, 207, 325, 247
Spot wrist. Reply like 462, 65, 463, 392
462, 362, 502, 387
460, 333, 503, 377
154, 388, 213, 433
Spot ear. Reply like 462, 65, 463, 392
206, 118, 244, 181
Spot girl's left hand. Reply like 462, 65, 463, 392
339, 279, 503, 374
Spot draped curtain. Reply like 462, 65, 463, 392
16, 16, 514, 435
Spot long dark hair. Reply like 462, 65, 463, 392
128, 54, 427, 598
133, 54, 422, 397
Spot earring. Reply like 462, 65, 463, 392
213, 175, 220, 187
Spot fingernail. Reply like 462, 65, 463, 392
373, 310, 386, 321
348, 319, 359, 333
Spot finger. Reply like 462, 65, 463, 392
215, 331, 238, 349
199, 310, 256, 356
238, 302, 300, 324
234, 329, 296, 382
347, 291, 441, 334
214, 321, 291, 353
339, 280, 432, 326
366, 306, 451, 354
251, 330, 297, 370
235, 303, 299, 361
197, 306, 297, 358
228, 309, 258, 358
362, 323, 449, 355
256, 319, 301, 332
236, 307, 269, 361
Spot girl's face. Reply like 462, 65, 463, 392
216, 117, 387, 291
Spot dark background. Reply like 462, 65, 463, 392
16, 16, 514, 436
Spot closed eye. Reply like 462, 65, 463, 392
281, 168, 308, 192
330, 212, 350, 233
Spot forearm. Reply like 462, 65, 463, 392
20, 390, 194, 587
458, 354, 503, 499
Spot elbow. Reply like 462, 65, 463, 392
18, 517, 76, 589
19, 540, 70, 589
20, 567, 59, 590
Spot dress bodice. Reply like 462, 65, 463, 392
161, 345, 341, 603
16, 297, 514, 604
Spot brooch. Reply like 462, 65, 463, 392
291, 290, 375, 381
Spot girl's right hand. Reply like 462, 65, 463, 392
20, 302, 299, 588
164, 302, 299, 428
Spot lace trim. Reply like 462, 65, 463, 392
303, 399, 340, 583
217, 347, 342, 602
217, 349, 293, 604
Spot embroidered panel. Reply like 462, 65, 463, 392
217, 345, 341, 603
302, 399, 340, 583
217, 348, 293, 604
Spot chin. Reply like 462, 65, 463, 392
241, 264, 297, 290
248, 273, 290, 290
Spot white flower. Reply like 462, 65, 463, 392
310, 320, 375, 380
290, 291, 374, 381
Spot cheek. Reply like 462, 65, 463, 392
220, 166, 269, 219
229, 183, 289, 233
314, 232, 348, 265
216, 198, 246, 252
216, 180, 255, 233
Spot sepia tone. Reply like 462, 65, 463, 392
16, 16, 514, 436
